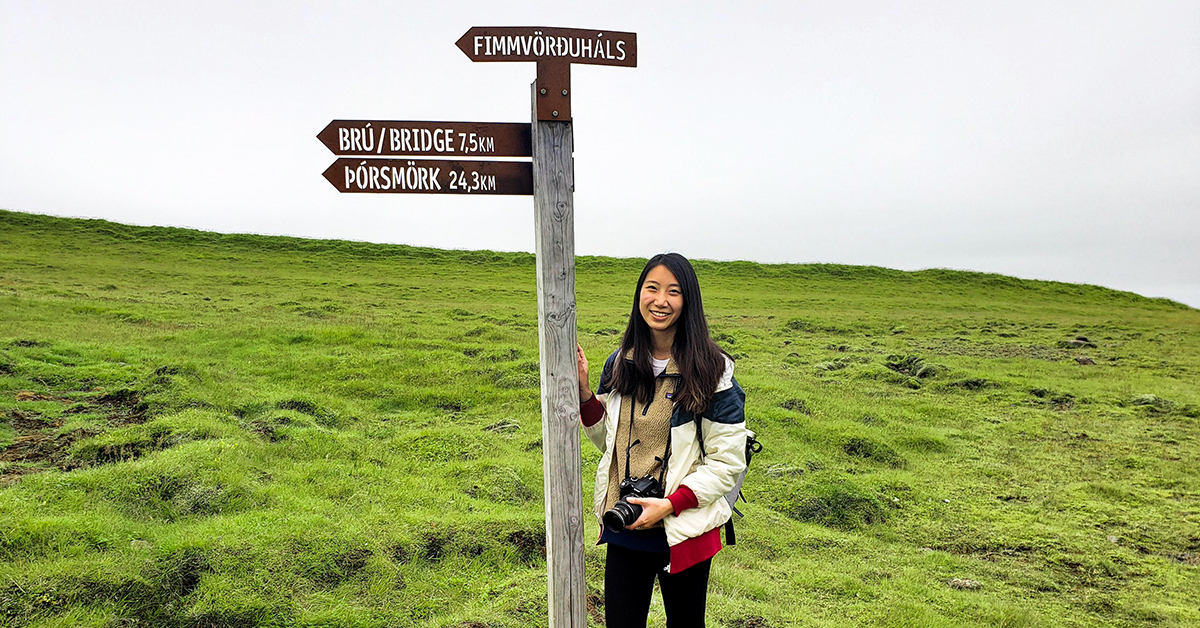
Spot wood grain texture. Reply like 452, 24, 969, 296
531, 83, 585, 628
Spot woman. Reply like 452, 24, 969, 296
577, 252, 748, 627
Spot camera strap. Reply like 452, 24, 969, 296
655, 381, 675, 487
623, 394, 638, 481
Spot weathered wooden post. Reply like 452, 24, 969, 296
530, 59, 585, 627
319, 27, 637, 627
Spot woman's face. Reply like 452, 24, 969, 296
639, 264, 684, 333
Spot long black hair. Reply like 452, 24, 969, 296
610, 253, 728, 413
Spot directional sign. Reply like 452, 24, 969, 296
322, 158, 532, 195
456, 27, 637, 67
456, 26, 637, 121
317, 121, 531, 157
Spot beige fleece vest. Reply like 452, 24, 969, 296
603, 361, 679, 528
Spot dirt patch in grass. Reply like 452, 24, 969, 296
2, 385, 162, 482
1, 410, 81, 484
94, 388, 149, 426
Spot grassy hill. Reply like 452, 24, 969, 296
1, 209, 1197, 628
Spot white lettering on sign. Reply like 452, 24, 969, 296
448, 169, 497, 193
456, 132, 495, 154
472, 31, 628, 61
343, 160, 443, 192
389, 128, 456, 153
338, 123, 386, 153
321, 122, 530, 159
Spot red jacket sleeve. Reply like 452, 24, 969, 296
580, 394, 605, 427
667, 484, 699, 515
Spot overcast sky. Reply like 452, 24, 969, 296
2, 1, 1197, 307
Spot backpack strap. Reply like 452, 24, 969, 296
595, 349, 620, 396
692, 378, 757, 548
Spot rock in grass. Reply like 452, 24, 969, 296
1075, 356, 1096, 365
949, 578, 981, 590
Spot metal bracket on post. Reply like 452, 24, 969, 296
536, 61, 572, 122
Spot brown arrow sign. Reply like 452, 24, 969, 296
455, 27, 637, 67
317, 121, 532, 157
322, 158, 532, 195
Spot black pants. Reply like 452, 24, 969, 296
604, 543, 711, 628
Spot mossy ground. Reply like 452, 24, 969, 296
1, 209, 1197, 627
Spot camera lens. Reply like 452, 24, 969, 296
603, 500, 642, 532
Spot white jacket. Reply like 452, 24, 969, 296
583, 353, 748, 565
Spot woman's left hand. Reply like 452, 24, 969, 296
625, 497, 674, 530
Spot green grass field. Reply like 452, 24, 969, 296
1, 208, 1197, 627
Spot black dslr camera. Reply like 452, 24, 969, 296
602, 474, 664, 532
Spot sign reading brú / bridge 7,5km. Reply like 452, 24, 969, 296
318, 25, 636, 628
316, 120, 531, 157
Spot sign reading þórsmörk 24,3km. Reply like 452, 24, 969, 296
317, 26, 636, 628
322, 159, 532, 195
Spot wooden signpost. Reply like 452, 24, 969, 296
318, 26, 637, 628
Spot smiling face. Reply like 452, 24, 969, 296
639, 264, 684, 335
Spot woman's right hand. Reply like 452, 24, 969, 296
577, 344, 593, 403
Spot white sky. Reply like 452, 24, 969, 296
2, 1, 1198, 307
